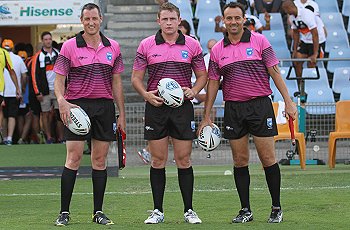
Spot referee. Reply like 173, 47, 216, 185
131, 2, 207, 224
199, 2, 297, 224
53, 3, 125, 226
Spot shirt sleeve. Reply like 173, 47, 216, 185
191, 41, 206, 71
133, 40, 148, 71
4, 50, 14, 71
260, 35, 279, 67
208, 48, 221, 81
112, 42, 124, 74
53, 41, 71, 76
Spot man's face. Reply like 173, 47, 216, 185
157, 10, 181, 36
42, 34, 52, 49
223, 7, 245, 36
80, 8, 102, 36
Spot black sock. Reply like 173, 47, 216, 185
264, 163, 281, 208
92, 169, 107, 214
150, 167, 166, 213
178, 167, 194, 213
60, 167, 77, 213
233, 166, 250, 211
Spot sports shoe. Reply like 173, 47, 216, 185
17, 138, 26, 144
268, 207, 283, 223
4, 140, 12, 146
232, 208, 253, 223
92, 211, 114, 225
144, 209, 164, 224
184, 209, 202, 224
55, 212, 70, 226
137, 148, 151, 164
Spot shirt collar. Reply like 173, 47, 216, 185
76, 31, 111, 48
223, 28, 251, 47
155, 29, 185, 45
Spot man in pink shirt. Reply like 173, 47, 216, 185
53, 3, 125, 226
132, 2, 207, 225
199, 2, 297, 224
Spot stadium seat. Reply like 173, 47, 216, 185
315, 0, 339, 13
259, 13, 284, 30
327, 48, 350, 74
195, 0, 222, 21
342, 0, 350, 17
325, 28, 350, 53
332, 67, 350, 94
262, 30, 288, 48
328, 101, 350, 168
303, 68, 330, 92
272, 102, 306, 169
169, 0, 193, 17
305, 88, 336, 115
270, 68, 299, 103
339, 87, 350, 100
198, 27, 224, 54
275, 46, 292, 67
320, 12, 345, 31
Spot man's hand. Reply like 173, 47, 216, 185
144, 89, 164, 107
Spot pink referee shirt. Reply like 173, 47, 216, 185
209, 29, 279, 102
133, 30, 206, 94
54, 31, 124, 100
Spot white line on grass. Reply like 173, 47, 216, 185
1, 185, 349, 197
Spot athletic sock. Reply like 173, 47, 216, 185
264, 163, 281, 208
178, 166, 194, 213
150, 167, 166, 213
60, 167, 78, 213
233, 166, 251, 211
92, 168, 107, 214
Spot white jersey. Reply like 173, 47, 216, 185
294, 0, 320, 16
3, 52, 27, 97
245, 14, 263, 31
38, 48, 59, 91
289, 6, 326, 44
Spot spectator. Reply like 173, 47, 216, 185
179, 19, 197, 39
1, 39, 27, 145
254, 0, 282, 14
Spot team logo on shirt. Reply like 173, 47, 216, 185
113, 123, 117, 134
181, 50, 189, 59
266, 118, 273, 129
191, 121, 196, 132
246, 48, 253, 56
106, 52, 112, 61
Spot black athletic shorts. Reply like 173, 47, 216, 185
64, 98, 116, 141
18, 104, 30, 116
298, 41, 325, 58
29, 95, 41, 116
144, 100, 196, 140
223, 96, 278, 139
3, 97, 19, 118
0, 95, 3, 104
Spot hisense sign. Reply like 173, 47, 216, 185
0, 0, 91, 25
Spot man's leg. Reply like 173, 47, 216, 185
254, 136, 283, 223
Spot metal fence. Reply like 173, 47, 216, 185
107, 102, 350, 167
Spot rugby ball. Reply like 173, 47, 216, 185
68, 107, 91, 135
157, 78, 184, 108
198, 124, 221, 151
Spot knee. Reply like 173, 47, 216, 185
233, 154, 249, 167
174, 154, 191, 168
151, 155, 167, 168
91, 155, 106, 169
260, 155, 276, 167
65, 155, 82, 169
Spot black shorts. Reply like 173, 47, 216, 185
223, 97, 278, 139
18, 105, 30, 116
144, 100, 196, 140
64, 98, 116, 141
3, 97, 20, 118
298, 41, 325, 58
0, 95, 3, 104
29, 95, 41, 116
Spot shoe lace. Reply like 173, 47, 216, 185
58, 212, 70, 222
94, 212, 109, 221
270, 208, 280, 219
147, 210, 161, 219
186, 210, 198, 219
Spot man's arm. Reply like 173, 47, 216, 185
112, 73, 126, 132
54, 74, 76, 125
310, 27, 319, 64
292, 29, 300, 58
268, 64, 297, 120
131, 69, 163, 107
9, 69, 21, 98
186, 69, 207, 99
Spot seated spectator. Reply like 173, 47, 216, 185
179, 19, 197, 39
254, 0, 282, 14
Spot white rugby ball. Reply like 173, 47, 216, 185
157, 78, 184, 108
198, 124, 221, 151
68, 107, 91, 135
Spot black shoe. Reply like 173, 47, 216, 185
232, 208, 253, 223
83, 149, 91, 155
55, 212, 70, 226
268, 207, 283, 223
92, 211, 114, 225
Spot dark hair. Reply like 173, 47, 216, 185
223, 2, 246, 17
41, 31, 52, 40
179, 19, 191, 35
25, 43, 34, 56
158, 2, 180, 18
81, 3, 101, 18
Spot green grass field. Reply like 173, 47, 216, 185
1, 145, 350, 229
